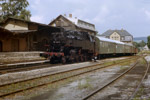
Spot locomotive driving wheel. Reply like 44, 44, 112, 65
75, 56, 79, 62
61, 57, 66, 64
80, 55, 84, 62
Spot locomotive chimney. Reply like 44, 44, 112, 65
69, 14, 72, 18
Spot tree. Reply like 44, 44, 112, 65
133, 42, 139, 48
139, 40, 146, 47
0, 0, 31, 22
148, 36, 150, 49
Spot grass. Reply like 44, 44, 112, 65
78, 77, 92, 90
139, 58, 147, 65
133, 87, 145, 100
120, 66, 128, 71
138, 50, 150, 55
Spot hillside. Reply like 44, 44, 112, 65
133, 37, 147, 43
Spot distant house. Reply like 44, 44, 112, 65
101, 29, 133, 44
143, 45, 149, 50
49, 14, 97, 36
0, 17, 60, 52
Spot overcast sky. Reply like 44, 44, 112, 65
28, 0, 150, 37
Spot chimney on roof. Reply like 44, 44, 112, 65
121, 28, 124, 32
69, 14, 72, 18
64, 14, 66, 17
75, 17, 77, 19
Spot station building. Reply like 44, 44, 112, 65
101, 29, 133, 44
0, 17, 60, 52
49, 14, 97, 36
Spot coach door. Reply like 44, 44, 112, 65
0, 41, 2, 52
12, 39, 19, 52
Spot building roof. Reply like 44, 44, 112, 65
0, 26, 12, 34
10, 30, 37, 34
0, 17, 61, 32
0, 26, 37, 35
49, 15, 96, 32
101, 29, 132, 37
96, 36, 125, 44
144, 45, 149, 50
0, 17, 48, 27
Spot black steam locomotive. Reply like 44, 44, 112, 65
43, 29, 95, 63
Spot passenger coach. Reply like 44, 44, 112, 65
95, 36, 137, 59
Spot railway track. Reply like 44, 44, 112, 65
0, 56, 138, 99
129, 58, 150, 100
0, 56, 135, 75
0, 63, 60, 75
82, 56, 149, 100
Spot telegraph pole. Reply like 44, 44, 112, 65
94, 33, 96, 62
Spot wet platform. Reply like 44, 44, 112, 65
0, 51, 47, 66
0, 59, 49, 67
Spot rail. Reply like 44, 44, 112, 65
129, 57, 150, 100
0, 56, 138, 98
82, 58, 139, 100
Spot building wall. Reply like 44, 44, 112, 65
4, 20, 28, 30
0, 41, 2, 52
28, 23, 38, 30
78, 20, 95, 31
110, 32, 120, 41
50, 16, 96, 35
2, 39, 12, 52
124, 36, 133, 41
0, 37, 27, 52
0, 30, 54, 52
51, 17, 76, 31
123, 41, 133, 44
31, 31, 52, 51
76, 28, 95, 36
19, 38, 27, 51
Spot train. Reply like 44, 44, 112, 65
41, 28, 138, 63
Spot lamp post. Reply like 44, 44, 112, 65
93, 33, 96, 62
